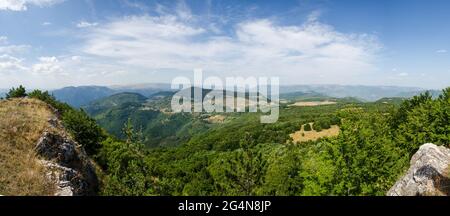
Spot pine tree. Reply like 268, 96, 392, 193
6, 85, 27, 99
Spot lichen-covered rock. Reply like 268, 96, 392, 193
35, 132, 77, 165
387, 143, 450, 196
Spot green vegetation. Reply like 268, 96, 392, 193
304, 123, 312, 131
92, 87, 449, 195
26, 88, 107, 156
4, 85, 449, 196
83, 92, 211, 148
6, 85, 27, 99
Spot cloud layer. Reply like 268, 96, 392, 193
0, 5, 382, 88
0, 0, 64, 11
77, 13, 380, 85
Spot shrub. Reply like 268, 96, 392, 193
6, 85, 27, 99
314, 119, 331, 132
62, 109, 105, 155
304, 123, 312, 131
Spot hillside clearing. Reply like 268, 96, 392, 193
289, 124, 340, 143
207, 115, 226, 123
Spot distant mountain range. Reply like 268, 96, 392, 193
278, 85, 440, 101
0, 84, 441, 107
50, 86, 116, 108
50, 84, 171, 107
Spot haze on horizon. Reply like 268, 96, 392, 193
0, 0, 449, 90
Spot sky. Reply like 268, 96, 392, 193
0, 0, 449, 89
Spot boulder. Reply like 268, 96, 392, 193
387, 143, 450, 196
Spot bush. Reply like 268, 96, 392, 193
330, 116, 341, 125
62, 109, 105, 155
304, 123, 312, 131
6, 85, 27, 99
314, 119, 331, 132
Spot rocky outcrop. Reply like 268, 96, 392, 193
34, 118, 98, 196
387, 143, 450, 196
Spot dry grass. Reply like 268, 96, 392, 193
289, 101, 337, 107
0, 98, 56, 195
207, 115, 226, 123
289, 123, 340, 143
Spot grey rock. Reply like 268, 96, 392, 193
387, 143, 450, 196
35, 131, 98, 196
48, 117, 59, 128
35, 132, 77, 165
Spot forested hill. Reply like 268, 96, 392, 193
1, 85, 449, 196
50, 84, 171, 107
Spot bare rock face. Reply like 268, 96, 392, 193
387, 143, 450, 196
34, 118, 98, 196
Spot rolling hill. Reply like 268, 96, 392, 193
51, 84, 172, 107
83, 92, 211, 148
48, 84, 439, 108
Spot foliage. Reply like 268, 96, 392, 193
6, 85, 27, 99
97, 137, 154, 195
84, 92, 211, 148
28, 88, 106, 156
304, 123, 312, 131
62, 109, 105, 155
94, 88, 448, 196
12, 85, 450, 196
208, 134, 268, 195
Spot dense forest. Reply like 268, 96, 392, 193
4, 85, 450, 196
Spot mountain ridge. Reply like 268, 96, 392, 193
48, 84, 440, 108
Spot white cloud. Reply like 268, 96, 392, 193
436, 49, 447, 53
0, 0, 64, 11
398, 72, 409, 77
32, 56, 63, 75
0, 44, 30, 54
0, 36, 30, 54
0, 54, 28, 74
71, 55, 81, 61
175, 0, 193, 21
307, 10, 322, 22
80, 14, 380, 84
0, 36, 7, 44
42, 22, 52, 26
0, 10, 382, 88
76, 21, 99, 28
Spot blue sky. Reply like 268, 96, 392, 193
0, 0, 449, 89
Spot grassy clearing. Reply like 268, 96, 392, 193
207, 115, 226, 123
289, 123, 340, 143
0, 98, 56, 195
